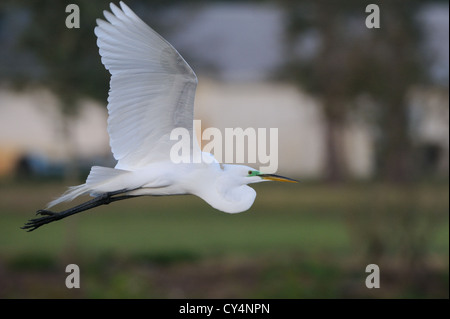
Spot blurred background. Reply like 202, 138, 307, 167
0, 0, 448, 298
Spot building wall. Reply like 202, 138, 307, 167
6, 83, 446, 179
194, 78, 375, 178
0, 88, 110, 176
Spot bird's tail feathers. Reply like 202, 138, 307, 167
46, 166, 129, 209
85, 166, 128, 186
46, 184, 89, 209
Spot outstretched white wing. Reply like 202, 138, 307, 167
94, 1, 199, 169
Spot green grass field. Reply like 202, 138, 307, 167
0, 180, 448, 298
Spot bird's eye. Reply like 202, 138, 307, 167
247, 170, 260, 177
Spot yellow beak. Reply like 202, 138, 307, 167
259, 174, 298, 183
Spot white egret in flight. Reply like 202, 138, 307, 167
22, 1, 297, 232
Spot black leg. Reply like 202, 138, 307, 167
21, 189, 134, 232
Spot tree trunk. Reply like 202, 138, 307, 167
324, 119, 346, 182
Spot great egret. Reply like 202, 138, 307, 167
22, 1, 297, 232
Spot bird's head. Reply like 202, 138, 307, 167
224, 165, 298, 185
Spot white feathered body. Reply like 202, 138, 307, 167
49, 160, 257, 214
47, 2, 260, 215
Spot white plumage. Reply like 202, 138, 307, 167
37, 2, 296, 223
95, 2, 199, 168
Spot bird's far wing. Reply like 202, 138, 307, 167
95, 1, 199, 169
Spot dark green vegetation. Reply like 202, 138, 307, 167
0, 181, 448, 298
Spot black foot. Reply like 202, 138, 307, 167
22, 189, 135, 232
36, 209, 55, 216
21, 209, 61, 232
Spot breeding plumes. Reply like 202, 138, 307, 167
22, 1, 296, 232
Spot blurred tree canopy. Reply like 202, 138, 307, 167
0, 0, 205, 113
0, 0, 264, 112
280, 0, 444, 182
1, 0, 110, 114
